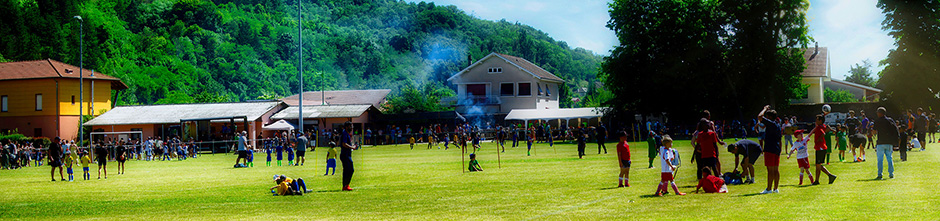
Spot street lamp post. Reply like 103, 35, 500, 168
73, 15, 83, 147
298, 2, 303, 133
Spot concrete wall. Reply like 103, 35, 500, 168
792, 77, 825, 104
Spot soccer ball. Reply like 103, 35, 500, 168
822, 104, 831, 113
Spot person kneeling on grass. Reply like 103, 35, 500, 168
270, 175, 310, 196
468, 153, 483, 172
695, 167, 727, 193
656, 136, 685, 196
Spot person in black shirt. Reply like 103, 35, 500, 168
728, 139, 762, 184
49, 137, 64, 181
871, 107, 898, 179
576, 126, 586, 159
758, 105, 782, 194
116, 141, 126, 175
596, 124, 608, 154
95, 142, 109, 179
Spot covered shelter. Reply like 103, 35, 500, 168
263, 119, 296, 131
271, 104, 381, 146
84, 101, 285, 149
505, 107, 610, 128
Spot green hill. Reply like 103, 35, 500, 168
0, 0, 603, 106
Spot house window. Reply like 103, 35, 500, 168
35, 94, 42, 111
518, 83, 532, 96
466, 84, 487, 97
546, 84, 551, 96
488, 67, 502, 73
538, 84, 542, 95
1, 95, 7, 112
500, 83, 514, 96
72, 95, 76, 105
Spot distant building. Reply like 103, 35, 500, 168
791, 47, 882, 104
446, 52, 564, 117
278, 89, 389, 133
0, 59, 127, 139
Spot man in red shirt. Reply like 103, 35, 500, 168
696, 121, 721, 176
809, 115, 838, 185
617, 131, 631, 187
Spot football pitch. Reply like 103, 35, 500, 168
2, 139, 938, 220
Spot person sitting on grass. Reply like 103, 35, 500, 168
325, 142, 337, 176
616, 131, 631, 187
269, 175, 309, 196
695, 167, 726, 193
468, 153, 483, 172
656, 136, 685, 196
787, 130, 815, 186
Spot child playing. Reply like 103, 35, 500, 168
409, 136, 416, 150
325, 142, 337, 176
656, 136, 685, 196
616, 131, 631, 187
427, 134, 435, 149
468, 153, 483, 172
247, 146, 255, 167
286, 144, 295, 166
694, 167, 727, 193
787, 130, 815, 186
836, 126, 849, 162
265, 140, 273, 167
526, 128, 535, 156
276, 141, 284, 166
269, 175, 309, 196
80, 151, 92, 180
63, 151, 76, 182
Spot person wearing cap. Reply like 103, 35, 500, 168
235, 131, 248, 168
786, 130, 815, 186
340, 122, 357, 191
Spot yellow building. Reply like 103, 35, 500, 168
0, 59, 127, 140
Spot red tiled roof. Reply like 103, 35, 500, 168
494, 53, 564, 82
0, 59, 127, 89
801, 47, 827, 77
281, 89, 391, 108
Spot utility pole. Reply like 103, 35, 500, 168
298, 1, 304, 133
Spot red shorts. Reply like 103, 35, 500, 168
661, 172, 674, 182
797, 158, 810, 169
764, 153, 780, 167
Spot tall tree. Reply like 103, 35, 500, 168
845, 59, 877, 88
877, 0, 940, 109
602, 0, 810, 119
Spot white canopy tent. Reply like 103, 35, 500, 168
505, 107, 610, 127
263, 119, 296, 131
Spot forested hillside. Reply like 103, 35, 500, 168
0, 0, 603, 107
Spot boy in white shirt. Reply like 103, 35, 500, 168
656, 136, 686, 196
787, 130, 815, 186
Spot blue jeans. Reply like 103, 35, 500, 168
876, 144, 894, 176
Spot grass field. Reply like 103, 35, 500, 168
2, 138, 939, 220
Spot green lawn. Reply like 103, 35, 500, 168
2, 139, 938, 220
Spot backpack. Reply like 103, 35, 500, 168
670, 149, 681, 167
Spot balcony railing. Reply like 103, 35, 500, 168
440, 95, 501, 106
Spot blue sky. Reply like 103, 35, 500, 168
407, 0, 894, 80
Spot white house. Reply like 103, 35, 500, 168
791, 47, 882, 104
446, 52, 564, 116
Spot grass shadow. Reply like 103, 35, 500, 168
315, 189, 343, 193
638, 194, 663, 198
598, 187, 621, 190
856, 178, 886, 182
735, 192, 767, 197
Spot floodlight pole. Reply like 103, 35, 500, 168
297, 1, 303, 133
74, 15, 83, 147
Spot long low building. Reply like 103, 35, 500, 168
83, 101, 285, 147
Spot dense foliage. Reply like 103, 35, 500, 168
0, 0, 602, 108
824, 88, 859, 103
602, 0, 811, 120
845, 59, 877, 88
877, 0, 940, 109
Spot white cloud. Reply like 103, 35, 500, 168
808, 0, 894, 80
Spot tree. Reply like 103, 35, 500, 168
602, 0, 811, 120
877, 0, 940, 109
825, 88, 858, 103
385, 82, 455, 114
845, 59, 877, 87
